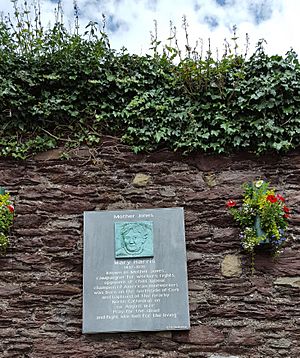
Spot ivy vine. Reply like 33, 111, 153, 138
0, 1, 299, 159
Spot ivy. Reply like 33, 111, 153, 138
0, 1, 299, 158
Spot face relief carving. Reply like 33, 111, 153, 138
115, 222, 154, 258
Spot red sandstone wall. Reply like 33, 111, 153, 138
0, 140, 299, 358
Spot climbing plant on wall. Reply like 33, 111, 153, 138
0, 1, 299, 158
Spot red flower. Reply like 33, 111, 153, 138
266, 194, 277, 203
283, 206, 290, 213
283, 214, 290, 219
226, 200, 237, 208
276, 194, 285, 202
7, 204, 14, 213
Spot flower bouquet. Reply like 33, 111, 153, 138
0, 187, 15, 254
226, 180, 290, 256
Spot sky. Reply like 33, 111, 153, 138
0, 0, 299, 58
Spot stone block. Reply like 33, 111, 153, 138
0, 285, 21, 297
34, 149, 64, 161
132, 173, 151, 187
174, 325, 224, 345
221, 255, 242, 278
228, 328, 260, 346
274, 277, 300, 288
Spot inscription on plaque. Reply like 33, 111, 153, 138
83, 207, 190, 333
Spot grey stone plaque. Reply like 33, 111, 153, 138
83, 207, 190, 333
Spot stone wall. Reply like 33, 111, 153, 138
1, 139, 299, 358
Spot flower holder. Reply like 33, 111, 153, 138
226, 180, 290, 269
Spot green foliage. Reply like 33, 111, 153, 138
0, 189, 14, 254
0, 1, 299, 158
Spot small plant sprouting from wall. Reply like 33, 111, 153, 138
0, 0, 299, 159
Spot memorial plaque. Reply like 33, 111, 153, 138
83, 207, 190, 333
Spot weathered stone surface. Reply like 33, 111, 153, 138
34, 148, 64, 160
0, 285, 21, 296
274, 277, 300, 288
173, 325, 224, 345
16, 253, 50, 265
188, 256, 221, 278
255, 250, 300, 275
211, 281, 254, 296
29, 284, 81, 295
209, 355, 240, 358
159, 186, 176, 197
14, 214, 48, 228
132, 173, 151, 187
189, 154, 231, 172
221, 255, 242, 278
269, 338, 291, 349
0, 147, 299, 357
228, 329, 260, 346
250, 277, 274, 296
0, 328, 17, 337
